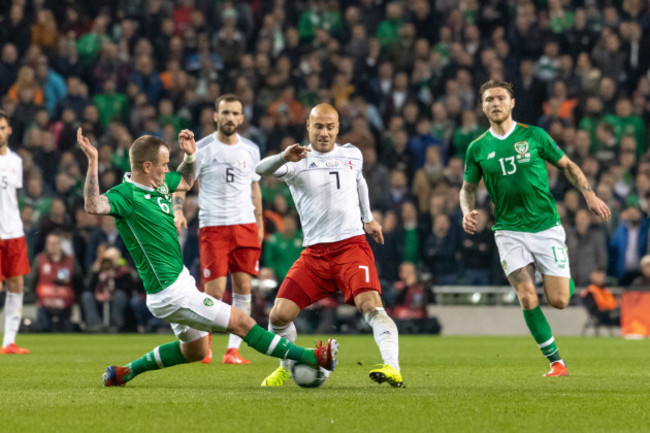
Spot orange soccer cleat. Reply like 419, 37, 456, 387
1, 343, 30, 354
314, 338, 338, 371
222, 348, 250, 364
543, 361, 568, 377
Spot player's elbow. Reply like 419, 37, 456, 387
84, 201, 102, 215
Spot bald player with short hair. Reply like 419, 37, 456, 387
256, 104, 403, 388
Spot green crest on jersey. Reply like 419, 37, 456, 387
514, 141, 529, 155
157, 183, 169, 195
203, 298, 214, 307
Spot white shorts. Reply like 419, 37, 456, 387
494, 225, 571, 278
146, 267, 231, 343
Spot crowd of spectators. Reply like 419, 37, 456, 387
2, 0, 650, 332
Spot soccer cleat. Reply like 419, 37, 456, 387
369, 364, 404, 388
201, 347, 213, 364
103, 366, 130, 387
261, 366, 291, 387
314, 338, 338, 371
543, 361, 568, 377
1, 343, 30, 354
222, 348, 251, 364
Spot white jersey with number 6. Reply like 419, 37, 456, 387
275, 143, 366, 246
0, 150, 24, 239
195, 133, 261, 228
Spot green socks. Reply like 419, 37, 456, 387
120, 326, 319, 383
244, 324, 317, 365
123, 341, 188, 382
523, 306, 562, 363
569, 278, 575, 297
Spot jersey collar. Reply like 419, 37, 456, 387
488, 122, 517, 140
310, 143, 340, 156
213, 131, 240, 146
124, 172, 155, 192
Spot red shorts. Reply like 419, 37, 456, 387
0, 236, 30, 281
278, 235, 381, 310
199, 223, 261, 282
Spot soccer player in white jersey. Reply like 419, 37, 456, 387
173, 94, 263, 365
0, 111, 30, 355
256, 104, 403, 387
77, 128, 337, 387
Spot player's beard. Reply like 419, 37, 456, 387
218, 123, 238, 136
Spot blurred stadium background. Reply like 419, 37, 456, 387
1, 0, 650, 337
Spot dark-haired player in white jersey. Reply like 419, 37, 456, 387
256, 104, 403, 388
461, 80, 611, 377
77, 128, 337, 387
0, 111, 30, 355
174, 94, 263, 365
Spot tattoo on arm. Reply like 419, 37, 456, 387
177, 160, 196, 189
460, 182, 478, 215
172, 196, 184, 212
563, 160, 592, 193
83, 163, 111, 215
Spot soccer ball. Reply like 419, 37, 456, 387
290, 362, 330, 388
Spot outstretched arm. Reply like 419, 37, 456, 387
255, 143, 310, 176
78, 128, 111, 215
555, 155, 611, 221
176, 129, 197, 191
460, 181, 479, 234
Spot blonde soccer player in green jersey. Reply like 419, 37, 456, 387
460, 81, 611, 377
77, 128, 338, 386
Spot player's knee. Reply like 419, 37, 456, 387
269, 307, 292, 327
517, 293, 538, 310
227, 307, 256, 337
548, 295, 569, 310
182, 339, 209, 362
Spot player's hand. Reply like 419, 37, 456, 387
77, 128, 97, 161
586, 195, 611, 222
178, 129, 196, 156
364, 220, 384, 245
462, 210, 479, 234
282, 143, 310, 162
174, 210, 187, 235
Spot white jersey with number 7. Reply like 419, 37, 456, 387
273, 143, 368, 246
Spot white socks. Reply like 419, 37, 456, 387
228, 293, 252, 350
365, 307, 400, 371
269, 321, 297, 370
3, 292, 23, 347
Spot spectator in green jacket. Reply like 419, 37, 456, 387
263, 213, 303, 282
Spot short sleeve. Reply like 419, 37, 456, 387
104, 188, 133, 219
165, 172, 182, 193
463, 144, 482, 184
537, 128, 564, 163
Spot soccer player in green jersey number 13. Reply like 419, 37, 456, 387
77, 128, 338, 387
460, 81, 611, 377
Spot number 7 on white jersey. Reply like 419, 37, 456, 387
359, 265, 369, 283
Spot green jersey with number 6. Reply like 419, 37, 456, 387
463, 123, 565, 233
103, 172, 183, 294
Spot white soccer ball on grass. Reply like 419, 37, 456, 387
290, 362, 330, 388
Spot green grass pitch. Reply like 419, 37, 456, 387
2, 334, 648, 433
